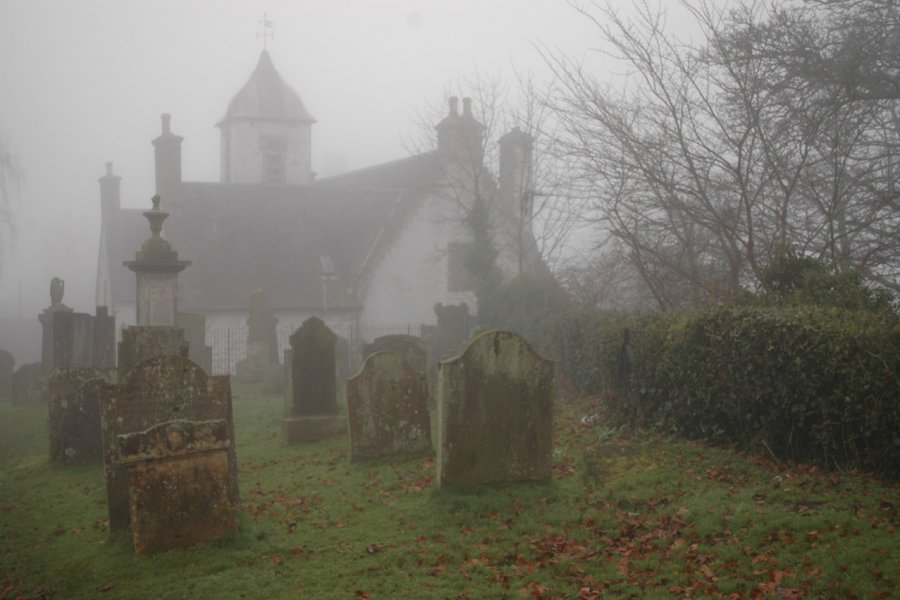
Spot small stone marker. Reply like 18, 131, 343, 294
48, 368, 116, 465
118, 419, 238, 555
437, 330, 554, 486
283, 317, 346, 443
347, 349, 432, 461
100, 355, 237, 533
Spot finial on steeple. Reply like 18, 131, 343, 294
257, 13, 274, 50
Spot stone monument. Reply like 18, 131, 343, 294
117, 195, 192, 376
124, 195, 190, 327
38, 277, 73, 374
236, 289, 278, 382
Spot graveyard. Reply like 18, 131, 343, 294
1, 375, 897, 598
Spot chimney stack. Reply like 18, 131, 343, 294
152, 113, 183, 197
448, 96, 459, 116
462, 97, 472, 118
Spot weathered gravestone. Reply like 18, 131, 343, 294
51, 307, 116, 370
347, 348, 432, 461
49, 368, 116, 465
0, 349, 14, 401
283, 317, 346, 443
117, 419, 238, 555
117, 326, 188, 378
10, 362, 41, 405
437, 330, 554, 487
99, 355, 238, 533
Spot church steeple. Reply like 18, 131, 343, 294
217, 50, 315, 185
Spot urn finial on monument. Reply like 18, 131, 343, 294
123, 195, 191, 326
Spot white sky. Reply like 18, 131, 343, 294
0, 0, 696, 319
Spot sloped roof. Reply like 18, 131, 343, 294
313, 153, 440, 192
105, 179, 428, 313
218, 51, 314, 125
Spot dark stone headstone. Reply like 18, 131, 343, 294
99, 355, 237, 532
118, 419, 238, 555
0, 350, 14, 401
347, 350, 431, 461
437, 330, 554, 487
284, 317, 345, 443
117, 326, 188, 378
48, 368, 116, 465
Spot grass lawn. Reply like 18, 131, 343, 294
1, 383, 897, 599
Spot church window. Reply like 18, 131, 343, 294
260, 135, 287, 184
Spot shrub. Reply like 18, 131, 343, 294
545, 305, 900, 478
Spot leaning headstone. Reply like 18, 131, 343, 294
118, 419, 238, 555
0, 350, 14, 401
117, 326, 188, 378
100, 355, 237, 533
347, 350, 431, 461
437, 330, 554, 486
283, 317, 345, 443
48, 368, 116, 465
10, 362, 41, 405
38, 277, 73, 374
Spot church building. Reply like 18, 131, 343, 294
95, 50, 538, 350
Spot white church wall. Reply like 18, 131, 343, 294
360, 194, 476, 333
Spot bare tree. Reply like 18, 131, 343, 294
543, 0, 900, 309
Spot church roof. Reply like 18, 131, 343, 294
103, 174, 432, 314
218, 51, 315, 125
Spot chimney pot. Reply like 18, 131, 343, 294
161, 113, 171, 134
105, 162, 113, 176
449, 96, 459, 116
462, 97, 472, 117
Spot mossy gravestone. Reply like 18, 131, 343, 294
48, 368, 116, 465
100, 355, 237, 534
118, 419, 237, 555
284, 317, 346, 443
437, 330, 554, 486
347, 347, 431, 461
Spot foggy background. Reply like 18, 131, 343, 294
0, 1, 695, 328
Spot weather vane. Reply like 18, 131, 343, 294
257, 13, 274, 50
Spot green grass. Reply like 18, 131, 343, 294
1, 384, 898, 599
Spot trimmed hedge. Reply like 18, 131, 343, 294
542, 307, 900, 478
